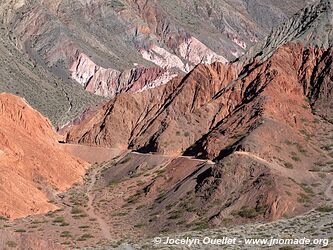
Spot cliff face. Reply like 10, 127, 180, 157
0, 93, 88, 219
0, 0, 309, 97
65, 0, 333, 222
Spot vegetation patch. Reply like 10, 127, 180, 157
237, 206, 267, 218
283, 162, 294, 169
316, 205, 333, 213
6, 241, 17, 248
60, 231, 72, 238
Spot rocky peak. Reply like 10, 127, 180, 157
240, 0, 333, 64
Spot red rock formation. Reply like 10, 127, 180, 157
0, 93, 88, 219
65, 41, 333, 222
66, 42, 332, 157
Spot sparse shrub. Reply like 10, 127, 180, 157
53, 217, 65, 223
168, 210, 182, 220
60, 231, 72, 238
301, 185, 314, 195
77, 233, 93, 241
297, 193, 310, 203
126, 194, 140, 204
0, 216, 8, 221
284, 162, 294, 169
321, 144, 332, 151
309, 166, 321, 172
155, 169, 166, 176
193, 221, 209, 230
316, 205, 333, 213
238, 207, 258, 218
108, 179, 120, 187
318, 173, 326, 179
279, 246, 294, 250
6, 241, 17, 248
119, 156, 131, 164
284, 140, 293, 145
291, 156, 300, 162
14, 229, 26, 233
72, 214, 88, 219
111, 211, 127, 216
71, 207, 84, 214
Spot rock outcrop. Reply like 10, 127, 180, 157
70, 52, 176, 97
0, 93, 88, 219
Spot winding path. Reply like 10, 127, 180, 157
85, 165, 112, 240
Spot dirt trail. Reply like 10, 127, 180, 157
84, 150, 130, 240
85, 164, 112, 240
234, 151, 316, 179
131, 151, 215, 164
234, 151, 287, 172
325, 174, 333, 201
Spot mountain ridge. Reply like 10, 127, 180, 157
61, 0, 333, 230
0, 0, 312, 97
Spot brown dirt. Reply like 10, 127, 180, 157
60, 143, 122, 164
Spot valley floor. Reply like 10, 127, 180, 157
0, 146, 332, 249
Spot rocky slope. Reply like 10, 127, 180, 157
0, 93, 88, 219
0, 0, 310, 97
65, 0, 333, 225
0, 20, 101, 126
0, 230, 63, 250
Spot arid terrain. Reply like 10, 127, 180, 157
0, 0, 332, 249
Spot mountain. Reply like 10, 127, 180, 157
66, 0, 333, 155
0, 93, 88, 219
64, 0, 333, 229
0, 0, 332, 248
0, 0, 311, 98
0, 20, 101, 126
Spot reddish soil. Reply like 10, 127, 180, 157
0, 93, 88, 219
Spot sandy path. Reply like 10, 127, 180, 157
86, 164, 112, 240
